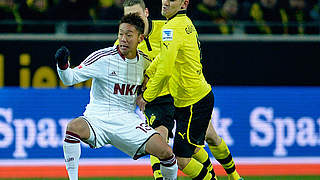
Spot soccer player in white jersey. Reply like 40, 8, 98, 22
55, 13, 178, 180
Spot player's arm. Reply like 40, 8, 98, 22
142, 28, 182, 102
142, 56, 158, 92
138, 52, 152, 93
144, 55, 160, 79
55, 46, 104, 86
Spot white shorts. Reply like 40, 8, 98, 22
81, 111, 158, 159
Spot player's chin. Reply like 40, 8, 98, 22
119, 47, 129, 54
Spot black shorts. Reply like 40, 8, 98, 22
144, 94, 175, 138
173, 91, 214, 157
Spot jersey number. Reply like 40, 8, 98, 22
136, 122, 153, 133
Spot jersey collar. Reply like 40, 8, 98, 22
168, 10, 187, 21
116, 45, 139, 61
116, 45, 126, 60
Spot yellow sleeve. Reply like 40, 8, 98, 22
144, 55, 159, 78
114, 39, 119, 46
143, 27, 182, 102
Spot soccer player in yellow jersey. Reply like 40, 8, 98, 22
136, 0, 243, 179
119, 0, 221, 179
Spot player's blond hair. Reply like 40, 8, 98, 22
123, 0, 146, 10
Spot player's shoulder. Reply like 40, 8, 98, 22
161, 21, 185, 42
162, 21, 182, 32
148, 20, 166, 37
82, 46, 118, 66
166, 13, 192, 27
96, 46, 118, 54
138, 49, 152, 63
162, 15, 195, 38
152, 20, 166, 27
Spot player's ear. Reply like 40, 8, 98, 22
138, 34, 144, 43
145, 8, 149, 18
181, 0, 189, 9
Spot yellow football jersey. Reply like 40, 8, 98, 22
115, 19, 169, 97
143, 10, 212, 107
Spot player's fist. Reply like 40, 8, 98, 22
136, 94, 147, 112
55, 46, 70, 70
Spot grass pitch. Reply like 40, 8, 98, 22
1, 176, 320, 180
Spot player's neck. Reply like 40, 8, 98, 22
144, 23, 149, 36
125, 50, 137, 59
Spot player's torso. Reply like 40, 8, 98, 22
106, 56, 145, 94
164, 14, 211, 106
90, 48, 148, 111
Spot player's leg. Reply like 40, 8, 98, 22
173, 91, 216, 180
106, 111, 177, 180
144, 95, 175, 180
206, 122, 242, 180
151, 125, 169, 180
63, 117, 90, 180
145, 134, 178, 180
193, 147, 217, 179
174, 141, 214, 180
150, 155, 163, 180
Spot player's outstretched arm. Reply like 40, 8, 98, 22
55, 46, 80, 86
55, 46, 107, 86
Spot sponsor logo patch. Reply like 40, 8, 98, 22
162, 29, 173, 41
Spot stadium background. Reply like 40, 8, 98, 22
0, 0, 320, 179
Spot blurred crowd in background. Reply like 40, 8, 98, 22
0, 0, 319, 34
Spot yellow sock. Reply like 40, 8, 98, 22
192, 147, 216, 176
209, 138, 239, 178
150, 155, 163, 180
228, 171, 241, 180
182, 158, 212, 180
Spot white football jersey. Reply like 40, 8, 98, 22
57, 45, 151, 114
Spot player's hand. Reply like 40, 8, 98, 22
136, 94, 147, 112
141, 76, 149, 92
55, 46, 70, 70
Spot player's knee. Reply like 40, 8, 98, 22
205, 133, 221, 146
155, 126, 169, 141
66, 119, 79, 132
65, 118, 88, 138
193, 147, 201, 154
158, 145, 173, 160
176, 156, 190, 170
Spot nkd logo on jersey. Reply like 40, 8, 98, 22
162, 29, 173, 41
113, 83, 141, 95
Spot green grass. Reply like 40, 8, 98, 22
1, 176, 320, 180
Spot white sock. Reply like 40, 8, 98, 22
160, 155, 178, 180
63, 131, 81, 180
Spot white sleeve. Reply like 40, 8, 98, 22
57, 51, 106, 86
138, 50, 152, 72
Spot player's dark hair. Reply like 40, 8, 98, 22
123, 0, 146, 9
120, 13, 145, 34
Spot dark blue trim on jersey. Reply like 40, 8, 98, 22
168, 10, 187, 21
